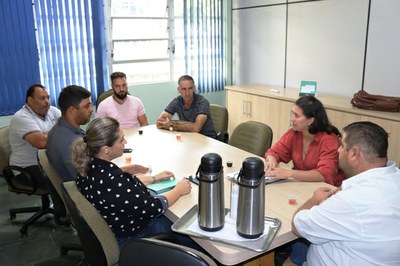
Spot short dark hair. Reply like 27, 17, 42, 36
58, 85, 91, 115
178, 75, 195, 85
110, 72, 126, 82
26, 84, 45, 103
343, 121, 388, 159
295, 95, 340, 136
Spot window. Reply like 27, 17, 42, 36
109, 0, 225, 92
109, 0, 184, 84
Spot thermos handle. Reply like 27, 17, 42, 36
237, 169, 264, 188
235, 169, 243, 183
195, 165, 201, 180
196, 164, 222, 183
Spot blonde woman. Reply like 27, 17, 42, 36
71, 117, 193, 247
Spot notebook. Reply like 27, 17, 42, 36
147, 179, 178, 194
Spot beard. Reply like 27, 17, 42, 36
114, 91, 127, 100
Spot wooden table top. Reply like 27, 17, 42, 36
114, 125, 330, 265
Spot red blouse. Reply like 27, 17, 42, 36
265, 129, 344, 186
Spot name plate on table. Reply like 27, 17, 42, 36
171, 205, 281, 252
147, 179, 177, 194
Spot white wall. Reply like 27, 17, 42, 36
232, 0, 400, 97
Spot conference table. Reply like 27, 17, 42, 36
114, 125, 330, 265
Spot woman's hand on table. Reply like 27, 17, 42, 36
265, 166, 292, 179
122, 164, 149, 175
174, 178, 192, 196
265, 155, 278, 171
154, 171, 175, 182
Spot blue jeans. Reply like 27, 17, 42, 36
117, 215, 202, 251
290, 238, 310, 265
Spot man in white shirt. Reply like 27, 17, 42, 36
9, 84, 61, 188
292, 121, 400, 265
97, 72, 148, 129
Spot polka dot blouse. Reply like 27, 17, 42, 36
76, 157, 168, 238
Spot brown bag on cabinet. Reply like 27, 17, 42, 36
351, 90, 400, 112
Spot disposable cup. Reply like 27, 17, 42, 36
288, 194, 298, 205
125, 154, 132, 165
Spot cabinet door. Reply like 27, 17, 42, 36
227, 90, 293, 146
327, 109, 400, 165
226, 90, 252, 134
251, 96, 293, 145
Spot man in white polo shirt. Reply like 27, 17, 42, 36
292, 121, 400, 265
9, 84, 61, 188
97, 72, 148, 129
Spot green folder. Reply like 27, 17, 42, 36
147, 179, 178, 194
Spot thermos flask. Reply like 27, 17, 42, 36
236, 157, 265, 238
196, 153, 225, 231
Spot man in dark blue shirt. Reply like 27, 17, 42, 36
47, 85, 93, 181
156, 75, 216, 138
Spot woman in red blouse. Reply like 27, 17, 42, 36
265, 95, 344, 187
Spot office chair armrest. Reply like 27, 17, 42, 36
119, 238, 217, 266
3, 166, 37, 194
145, 233, 179, 244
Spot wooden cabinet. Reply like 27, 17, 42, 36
226, 87, 293, 146
226, 85, 400, 165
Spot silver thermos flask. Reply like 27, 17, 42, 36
196, 153, 225, 231
236, 157, 265, 238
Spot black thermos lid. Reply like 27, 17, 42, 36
200, 153, 222, 173
242, 157, 264, 180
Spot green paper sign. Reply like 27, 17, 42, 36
299, 81, 317, 96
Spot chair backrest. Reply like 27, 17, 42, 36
38, 149, 68, 215
62, 181, 120, 266
209, 104, 228, 134
96, 89, 114, 110
0, 126, 11, 174
119, 238, 217, 266
0, 126, 47, 195
229, 121, 273, 157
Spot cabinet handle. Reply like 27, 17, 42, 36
248, 101, 252, 117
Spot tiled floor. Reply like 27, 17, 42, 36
0, 178, 83, 266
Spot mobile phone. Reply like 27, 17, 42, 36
123, 148, 133, 153
186, 175, 200, 185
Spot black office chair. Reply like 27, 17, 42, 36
62, 181, 216, 266
38, 150, 82, 255
96, 89, 114, 110
62, 181, 120, 266
210, 104, 229, 143
38, 150, 69, 219
229, 121, 273, 157
0, 126, 55, 234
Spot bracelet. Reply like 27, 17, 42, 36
152, 176, 157, 184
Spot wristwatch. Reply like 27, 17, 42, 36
152, 176, 157, 184
169, 125, 174, 131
